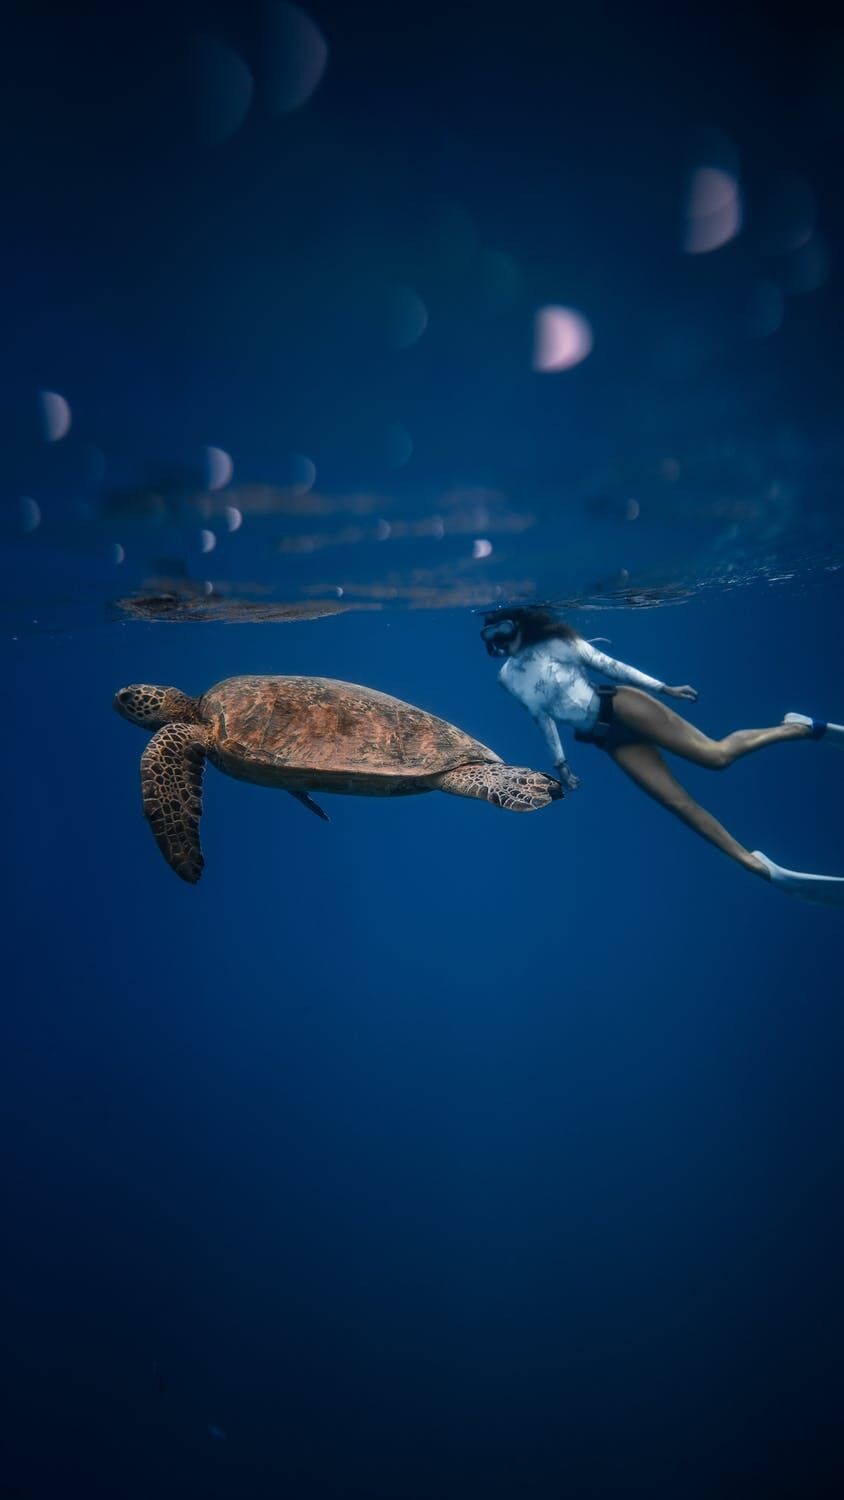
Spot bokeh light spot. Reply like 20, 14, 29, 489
480, 250, 523, 310
533, 307, 593, 372
265, 2, 328, 114
38, 390, 72, 442
762, 175, 816, 253
684, 168, 742, 253
191, 34, 254, 144
783, 234, 830, 295
388, 286, 428, 350
288, 453, 316, 495
20, 496, 41, 532
206, 446, 234, 490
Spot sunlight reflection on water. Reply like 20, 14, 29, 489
1, 11, 841, 643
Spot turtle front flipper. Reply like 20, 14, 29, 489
288, 790, 330, 822
435, 763, 563, 811
140, 724, 210, 883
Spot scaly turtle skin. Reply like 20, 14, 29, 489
114, 675, 563, 883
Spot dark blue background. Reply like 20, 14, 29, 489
2, 1, 844, 1496
4, 584, 844, 1498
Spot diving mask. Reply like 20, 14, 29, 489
480, 617, 520, 657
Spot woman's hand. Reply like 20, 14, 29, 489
555, 762, 582, 790
662, 684, 699, 702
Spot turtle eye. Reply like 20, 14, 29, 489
114, 688, 144, 720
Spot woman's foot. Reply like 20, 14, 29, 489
783, 712, 844, 744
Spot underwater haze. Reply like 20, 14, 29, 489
3, 2, 844, 1496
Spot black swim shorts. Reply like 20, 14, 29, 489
573, 685, 645, 753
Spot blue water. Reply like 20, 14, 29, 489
4, 585, 844, 1497
3, 3, 844, 1496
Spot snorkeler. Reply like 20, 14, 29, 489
480, 605, 844, 906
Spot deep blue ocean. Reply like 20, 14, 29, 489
3, 3, 844, 1496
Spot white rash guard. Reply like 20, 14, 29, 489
498, 634, 665, 774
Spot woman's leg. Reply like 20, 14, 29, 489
609, 741, 768, 876
612, 686, 811, 769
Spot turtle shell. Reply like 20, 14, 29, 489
199, 675, 500, 778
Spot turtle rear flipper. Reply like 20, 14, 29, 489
140, 724, 209, 883
435, 763, 563, 811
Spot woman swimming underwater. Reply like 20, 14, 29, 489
481, 605, 844, 905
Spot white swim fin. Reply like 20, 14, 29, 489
753, 851, 844, 907
783, 712, 844, 745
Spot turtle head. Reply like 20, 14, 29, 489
113, 684, 200, 728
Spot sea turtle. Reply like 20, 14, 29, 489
114, 675, 563, 883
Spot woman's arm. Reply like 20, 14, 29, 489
532, 711, 581, 790
574, 638, 697, 700
499, 668, 581, 787
574, 637, 664, 690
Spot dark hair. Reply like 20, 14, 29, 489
483, 605, 578, 647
